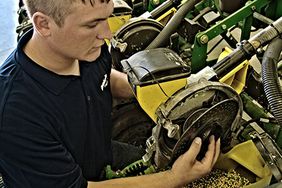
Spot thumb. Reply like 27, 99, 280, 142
183, 137, 202, 162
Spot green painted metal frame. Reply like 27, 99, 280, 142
191, 0, 271, 73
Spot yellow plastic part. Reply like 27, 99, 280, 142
135, 78, 187, 122
215, 140, 272, 188
156, 8, 177, 25
218, 47, 249, 94
108, 14, 132, 34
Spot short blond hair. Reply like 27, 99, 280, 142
23, 0, 108, 26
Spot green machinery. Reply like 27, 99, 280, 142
110, 0, 282, 187
110, 0, 282, 145
15, 0, 282, 186
111, 0, 282, 72
189, 0, 281, 72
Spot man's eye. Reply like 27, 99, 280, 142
86, 23, 98, 28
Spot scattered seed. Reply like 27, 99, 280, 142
184, 169, 250, 188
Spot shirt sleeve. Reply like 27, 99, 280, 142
0, 103, 87, 188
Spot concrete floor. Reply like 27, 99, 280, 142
0, 0, 18, 66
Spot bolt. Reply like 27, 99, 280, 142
221, 24, 227, 30
163, 121, 179, 138
200, 35, 209, 44
251, 6, 256, 11
151, 0, 160, 6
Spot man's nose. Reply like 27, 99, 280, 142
97, 20, 113, 40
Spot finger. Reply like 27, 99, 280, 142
200, 135, 215, 166
212, 138, 221, 166
183, 137, 202, 162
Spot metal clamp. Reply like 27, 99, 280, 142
111, 38, 128, 52
250, 129, 282, 181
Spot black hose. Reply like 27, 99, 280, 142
261, 37, 282, 126
146, 0, 201, 49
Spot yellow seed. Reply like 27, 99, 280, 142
183, 169, 250, 188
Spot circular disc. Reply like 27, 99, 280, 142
170, 98, 239, 163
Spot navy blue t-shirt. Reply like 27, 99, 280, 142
0, 30, 113, 187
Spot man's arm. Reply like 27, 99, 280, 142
88, 136, 221, 188
110, 69, 134, 99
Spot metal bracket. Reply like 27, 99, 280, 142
250, 128, 282, 181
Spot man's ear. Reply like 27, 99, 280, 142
31, 12, 53, 37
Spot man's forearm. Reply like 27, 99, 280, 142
110, 69, 134, 99
88, 170, 184, 188
88, 136, 221, 188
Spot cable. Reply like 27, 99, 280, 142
132, 65, 170, 97
235, 117, 277, 139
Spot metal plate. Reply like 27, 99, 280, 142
170, 99, 239, 163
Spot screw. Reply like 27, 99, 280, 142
200, 35, 209, 44
221, 24, 227, 30
151, 0, 160, 6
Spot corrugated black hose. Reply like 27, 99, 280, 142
261, 37, 282, 126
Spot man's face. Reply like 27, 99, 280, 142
47, 0, 114, 62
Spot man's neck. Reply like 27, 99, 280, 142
23, 34, 80, 76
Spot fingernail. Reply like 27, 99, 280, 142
194, 137, 201, 145
209, 135, 214, 141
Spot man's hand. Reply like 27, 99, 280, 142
170, 135, 221, 186
89, 136, 220, 188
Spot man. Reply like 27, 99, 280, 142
0, 0, 220, 187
